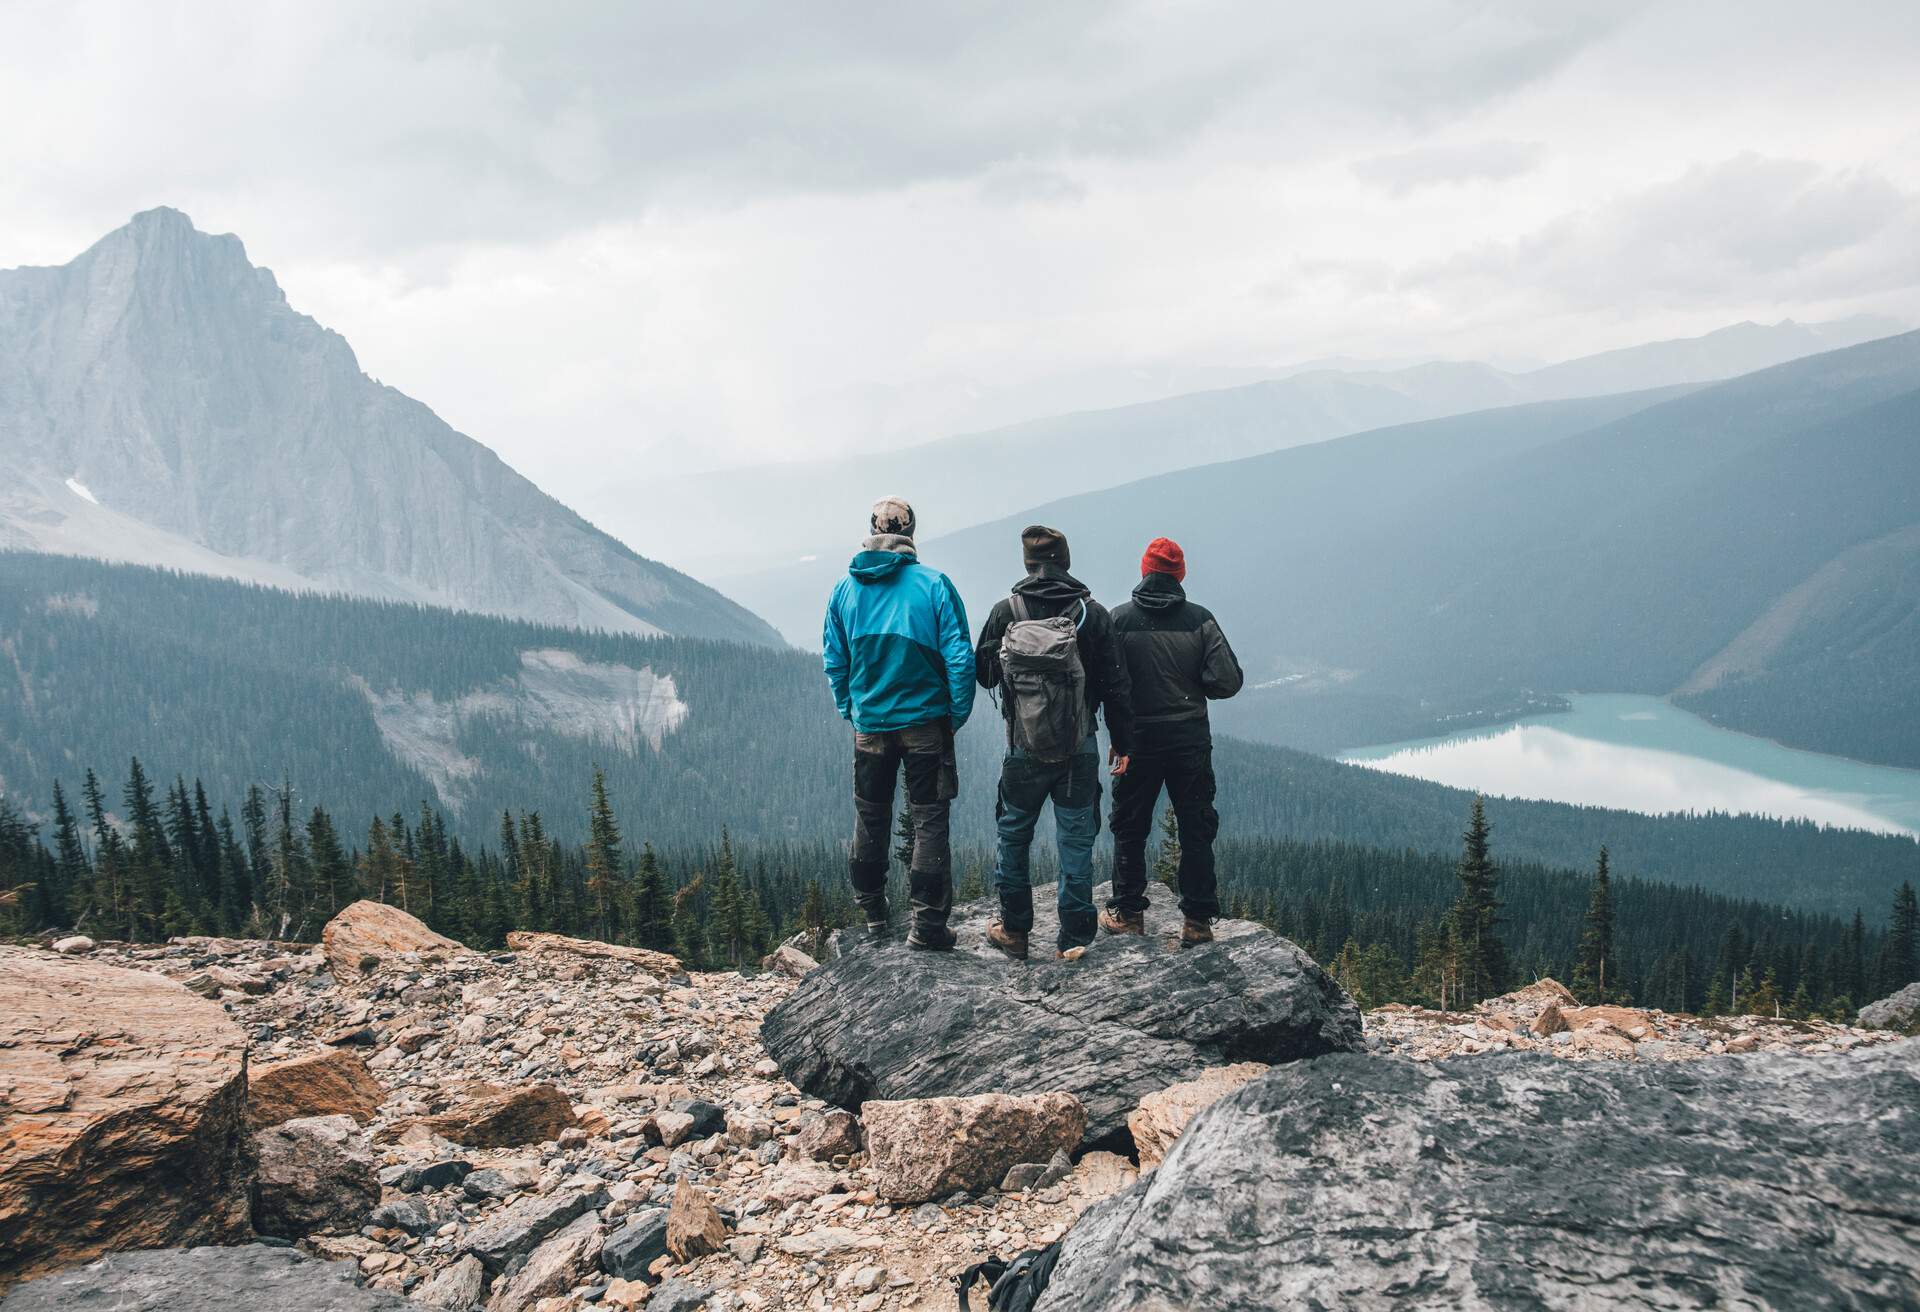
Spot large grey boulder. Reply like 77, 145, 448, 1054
1040, 1042, 1920, 1311
1860, 981, 1920, 1032
761, 883, 1360, 1150
0, 1244, 410, 1310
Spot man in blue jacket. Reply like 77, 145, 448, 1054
824, 496, 976, 948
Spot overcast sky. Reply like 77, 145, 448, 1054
5, 1, 1919, 508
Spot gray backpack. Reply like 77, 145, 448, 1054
998, 595, 1089, 763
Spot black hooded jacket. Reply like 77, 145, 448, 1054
1111, 573, 1243, 752
975, 564, 1136, 757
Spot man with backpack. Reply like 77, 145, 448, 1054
974, 526, 1135, 960
824, 496, 976, 949
1102, 537, 1243, 946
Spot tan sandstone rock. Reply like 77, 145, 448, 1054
0, 947, 252, 1291
249, 1046, 385, 1127
415, 1081, 579, 1148
1127, 1063, 1269, 1170
506, 931, 682, 976
321, 899, 464, 981
1562, 1005, 1654, 1034
666, 1177, 727, 1260
863, 1092, 1087, 1203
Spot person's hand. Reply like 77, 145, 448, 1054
1108, 748, 1131, 777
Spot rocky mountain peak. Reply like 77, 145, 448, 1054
0, 211, 781, 645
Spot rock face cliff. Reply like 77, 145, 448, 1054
0, 208, 780, 645
1040, 1042, 1920, 1311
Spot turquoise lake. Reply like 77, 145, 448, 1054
1341, 694, 1920, 838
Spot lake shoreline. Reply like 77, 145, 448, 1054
1340, 693, 1920, 839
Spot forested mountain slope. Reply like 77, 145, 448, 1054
0, 208, 779, 645
2, 553, 1915, 918
929, 331, 1920, 764
725, 385, 1693, 646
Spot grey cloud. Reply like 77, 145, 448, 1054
1, 1, 1642, 258
1352, 141, 1546, 195
1407, 155, 1920, 308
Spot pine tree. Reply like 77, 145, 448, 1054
215, 810, 250, 933
1786, 978, 1814, 1020
307, 807, 352, 922
583, 767, 625, 942
267, 778, 314, 938
1881, 881, 1919, 993
632, 843, 670, 950
122, 757, 171, 937
1153, 809, 1181, 894
51, 781, 93, 928
241, 785, 270, 915
892, 807, 915, 873
1844, 909, 1869, 1005
1572, 846, 1617, 1002
362, 815, 400, 905
1446, 797, 1508, 1006
672, 872, 706, 967
799, 879, 830, 941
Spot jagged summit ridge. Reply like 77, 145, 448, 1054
0, 209, 781, 646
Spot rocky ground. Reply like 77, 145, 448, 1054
6, 908, 1912, 1312
14, 919, 1141, 1311
1363, 976, 1906, 1063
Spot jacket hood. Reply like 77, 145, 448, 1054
1131, 572, 1187, 611
1012, 564, 1092, 608
849, 546, 915, 582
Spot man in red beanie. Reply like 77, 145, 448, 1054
1101, 537, 1244, 945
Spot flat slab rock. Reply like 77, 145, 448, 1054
0, 1244, 411, 1310
762, 883, 1361, 1150
1041, 1041, 1920, 1311
0, 948, 253, 1290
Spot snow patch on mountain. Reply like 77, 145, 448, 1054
64, 478, 98, 505
353, 650, 689, 808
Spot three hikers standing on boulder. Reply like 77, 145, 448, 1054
824, 496, 1242, 956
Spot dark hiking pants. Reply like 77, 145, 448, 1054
1108, 745, 1220, 921
850, 722, 956, 932
993, 733, 1102, 952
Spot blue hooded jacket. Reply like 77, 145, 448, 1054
824, 546, 976, 733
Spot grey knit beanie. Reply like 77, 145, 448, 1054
870, 495, 916, 539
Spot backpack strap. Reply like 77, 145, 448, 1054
1009, 595, 1030, 623
954, 1257, 1009, 1310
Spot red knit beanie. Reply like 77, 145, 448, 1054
1141, 537, 1186, 582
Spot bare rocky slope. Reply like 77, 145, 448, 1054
2, 901, 1914, 1311
0, 209, 779, 646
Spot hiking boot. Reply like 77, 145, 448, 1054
986, 920, 1029, 960
1099, 907, 1144, 936
1180, 917, 1214, 947
906, 922, 956, 951
863, 899, 891, 935
1057, 945, 1088, 962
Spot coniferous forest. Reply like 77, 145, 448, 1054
3, 758, 1914, 1019
4, 552, 1918, 921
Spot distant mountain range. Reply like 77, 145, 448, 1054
620, 315, 1898, 579
0, 209, 780, 646
925, 331, 1920, 766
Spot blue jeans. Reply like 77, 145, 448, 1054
994, 734, 1102, 951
